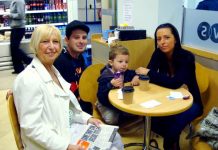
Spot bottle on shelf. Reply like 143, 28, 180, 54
57, 25, 66, 37
44, 13, 49, 24
0, 0, 68, 44
40, 0, 45, 10
23, 0, 68, 40
26, 14, 32, 25
25, 27, 34, 39
3, 18, 9, 27
26, 0, 30, 10
32, 0, 37, 10
28, 0, 32, 10
57, 12, 62, 22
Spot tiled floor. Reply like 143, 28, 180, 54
0, 69, 16, 90
0, 70, 17, 149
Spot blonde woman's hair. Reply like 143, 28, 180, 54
109, 41, 129, 60
30, 24, 62, 53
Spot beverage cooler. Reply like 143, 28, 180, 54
25, 0, 68, 38
0, 0, 78, 70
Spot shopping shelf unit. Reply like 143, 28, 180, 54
0, 0, 68, 70
25, 9, 68, 38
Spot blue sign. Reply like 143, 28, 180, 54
197, 22, 218, 43
210, 24, 218, 43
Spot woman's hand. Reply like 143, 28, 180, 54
131, 75, 140, 86
67, 144, 85, 150
180, 84, 189, 90
87, 118, 103, 127
135, 67, 150, 75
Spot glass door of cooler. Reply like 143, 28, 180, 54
101, 0, 116, 30
25, 0, 68, 39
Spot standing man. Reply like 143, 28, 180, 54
96, 0, 102, 20
54, 20, 92, 114
4, 0, 32, 74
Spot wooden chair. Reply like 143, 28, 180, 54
191, 62, 212, 150
79, 63, 104, 119
7, 95, 24, 150
192, 62, 210, 124
195, 62, 209, 96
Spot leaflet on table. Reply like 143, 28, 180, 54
140, 100, 161, 108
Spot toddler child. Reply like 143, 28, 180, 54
97, 42, 139, 125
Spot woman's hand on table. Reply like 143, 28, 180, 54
135, 67, 150, 75
180, 84, 189, 90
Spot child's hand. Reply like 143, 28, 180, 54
131, 75, 140, 86
136, 67, 149, 75
111, 78, 123, 88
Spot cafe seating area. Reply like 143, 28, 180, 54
91, 34, 218, 149
1, 33, 218, 149
0, 87, 191, 150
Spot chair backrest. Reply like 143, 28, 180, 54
7, 95, 24, 150
79, 63, 104, 105
195, 62, 209, 94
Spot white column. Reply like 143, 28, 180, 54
67, 0, 78, 22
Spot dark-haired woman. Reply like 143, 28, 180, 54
136, 23, 203, 150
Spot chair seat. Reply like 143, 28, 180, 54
7, 95, 24, 150
190, 62, 211, 150
192, 137, 212, 150
78, 64, 105, 122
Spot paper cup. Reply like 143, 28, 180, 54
122, 86, 134, 104
139, 75, 150, 91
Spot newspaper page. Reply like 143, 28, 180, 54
70, 123, 119, 150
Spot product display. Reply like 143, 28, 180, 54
0, 0, 68, 41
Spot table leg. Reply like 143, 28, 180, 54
143, 116, 151, 150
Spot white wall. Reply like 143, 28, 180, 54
117, 0, 183, 38
67, 0, 78, 21
101, 0, 116, 30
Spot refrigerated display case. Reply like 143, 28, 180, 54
0, 0, 78, 70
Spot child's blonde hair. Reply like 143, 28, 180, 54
109, 42, 129, 60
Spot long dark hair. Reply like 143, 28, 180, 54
154, 23, 182, 51
149, 23, 186, 74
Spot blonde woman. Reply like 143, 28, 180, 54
13, 24, 123, 150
